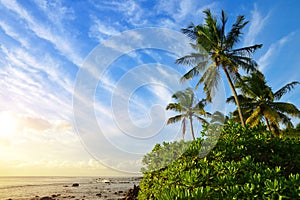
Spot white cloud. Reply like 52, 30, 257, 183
258, 33, 294, 71
0, 20, 30, 48
244, 4, 270, 46
33, 0, 75, 24
0, 43, 74, 119
1, 0, 83, 66
88, 16, 120, 42
91, 0, 147, 27
155, 0, 217, 27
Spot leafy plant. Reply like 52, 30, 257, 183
138, 122, 300, 199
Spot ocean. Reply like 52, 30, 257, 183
0, 176, 141, 200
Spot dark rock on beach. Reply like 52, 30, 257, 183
121, 185, 140, 200
40, 196, 54, 200
72, 183, 79, 187
96, 193, 102, 197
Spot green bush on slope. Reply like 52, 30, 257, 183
138, 122, 300, 199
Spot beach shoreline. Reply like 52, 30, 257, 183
0, 176, 141, 200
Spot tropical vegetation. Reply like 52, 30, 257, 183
227, 72, 300, 136
139, 122, 300, 199
176, 9, 262, 126
166, 88, 209, 140
137, 9, 300, 200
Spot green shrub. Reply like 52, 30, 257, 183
138, 122, 300, 199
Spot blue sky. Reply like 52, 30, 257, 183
0, 0, 299, 176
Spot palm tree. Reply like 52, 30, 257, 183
176, 9, 262, 127
166, 88, 208, 140
227, 72, 300, 136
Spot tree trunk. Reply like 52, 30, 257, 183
264, 116, 272, 132
222, 67, 245, 127
189, 114, 196, 140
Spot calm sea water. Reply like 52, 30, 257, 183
0, 176, 140, 200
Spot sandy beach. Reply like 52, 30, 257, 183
0, 176, 141, 200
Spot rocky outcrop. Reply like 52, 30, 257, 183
121, 184, 139, 200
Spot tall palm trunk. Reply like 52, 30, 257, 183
222, 66, 245, 127
264, 116, 272, 132
189, 114, 195, 140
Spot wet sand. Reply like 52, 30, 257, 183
1, 177, 141, 200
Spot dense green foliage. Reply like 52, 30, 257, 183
283, 124, 300, 139
138, 122, 300, 199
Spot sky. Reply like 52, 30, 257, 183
0, 0, 299, 176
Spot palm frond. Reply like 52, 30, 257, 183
166, 103, 182, 112
274, 81, 299, 100
270, 121, 281, 136
203, 9, 220, 46
181, 23, 197, 40
188, 90, 195, 108
179, 59, 208, 83
277, 112, 293, 128
226, 15, 248, 48
193, 114, 208, 124
245, 106, 262, 127
167, 115, 184, 125
176, 53, 207, 66
228, 54, 258, 73
166, 88, 209, 139
210, 111, 226, 124
263, 106, 280, 124
270, 102, 300, 117
231, 44, 263, 56
198, 63, 220, 101
219, 10, 227, 46
171, 89, 193, 109
180, 67, 201, 82
193, 99, 207, 115
237, 73, 272, 99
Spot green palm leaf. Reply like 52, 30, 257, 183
230, 72, 300, 136
271, 102, 300, 117
166, 88, 209, 140
176, 9, 262, 126
274, 81, 299, 100
167, 115, 183, 125
246, 106, 262, 127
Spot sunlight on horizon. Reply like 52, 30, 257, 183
0, 112, 18, 136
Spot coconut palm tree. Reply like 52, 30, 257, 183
176, 9, 262, 127
227, 72, 300, 136
166, 88, 208, 140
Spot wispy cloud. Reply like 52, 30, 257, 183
0, 44, 73, 119
33, 0, 75, 25
244, 4, 270, 46
258, 33, 294, 71
1, 0, 83, 66
0, 20, 30, 48
91, 0, 147, 27
155, 0, 218, 28
88, 16, 120, 42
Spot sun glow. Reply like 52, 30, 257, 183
0, 112, 18, 136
